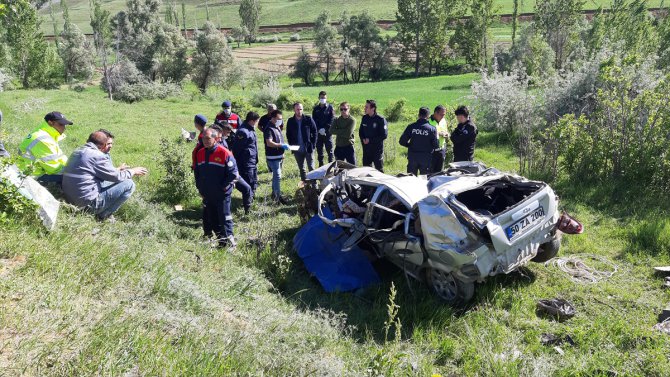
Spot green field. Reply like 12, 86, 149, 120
39, 0, 666, 34
1, 81, 669, 374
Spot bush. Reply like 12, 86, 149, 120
229, 95, 254, 117
289, 33, 301, 42
114, 81, 182, 103
276, 88, 312, 111
251, 78, 281, 107
348, 103, 365, 117
383, 98, 407, 122
0, 160, 39, 226
101, 59, 144, 93
155, 137, 196, 204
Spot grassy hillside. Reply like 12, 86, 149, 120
1, 84, 669, 375
39, 0, 665, 34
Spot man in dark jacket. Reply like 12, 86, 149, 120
312, 91, 335, 166
359, 99, 388, 172
286, 102, 317, 181
231, 112, 260, 204
195, 127, 238, 249
450, 105, 478, 162
213, 122, 252, 214
258, 103, 277, 132
399, 107, 439, 176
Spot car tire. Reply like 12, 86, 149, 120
531, 237, 561, 262
425, 268, 475, 305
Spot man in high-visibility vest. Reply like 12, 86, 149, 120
429, 105, 451, 173
17, 111, 73, 184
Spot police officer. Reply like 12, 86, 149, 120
359, 100, 388, 172
231, 111, 260, 205
429, 105, 450, 172
215, 100, 242, 130
0, 110, 9, 158
399, 107, 438, 176
191, 114, 208, 170
195, 127, 238, 249
214, 122, 253, 214
286, 102, 317, 181
312, 91, 335, 166
450, 105, 478, 162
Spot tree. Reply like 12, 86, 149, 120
291, 46, 317, 85
191, 21, 232, 93
450, 0, 497, 68
59, 5, 95, 83
90, 0, 114, 99
231, 25, 248, 48
239, 0, 261, 44
339, 11, 382, 82
395, 0, 452, 76
313, 11, 338, 83
0, 0, 62, 88
534, 0, 585, 69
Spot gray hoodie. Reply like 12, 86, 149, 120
62, 142, 133, 207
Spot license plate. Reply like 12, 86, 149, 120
506, 206, 545, 241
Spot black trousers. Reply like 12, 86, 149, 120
316, 132, 334, 166
362, 147, 384, 172
407, 152, 431, 176
334, 145, 356, 165
431, 148, 446, 173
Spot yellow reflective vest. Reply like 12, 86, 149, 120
429, 116, 451, 149
17, 122, 68, 176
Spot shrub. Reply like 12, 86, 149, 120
155, 137, 196, 204
289, 33, 300, 42
114, 81, 182, 103
229, 95, 255, 117
348, 104, 365, 117
0, 160, 39, 226
383, 98, 407, 122
276, 88, 312, 111
251, 78, 280, 107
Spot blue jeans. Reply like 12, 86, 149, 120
89, 180, 135, 219
37, 174, 63, 185
266, 158, 283, 197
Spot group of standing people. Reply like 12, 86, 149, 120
190, 92, 477, 249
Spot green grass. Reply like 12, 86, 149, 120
38, 0, 666, 34
1, 84, 669, 375
293, 73, 478, 111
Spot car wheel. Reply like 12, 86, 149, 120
531, 237, 561, 262
425, 268, 475, 305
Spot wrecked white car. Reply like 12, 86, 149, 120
297, 161, 583, 305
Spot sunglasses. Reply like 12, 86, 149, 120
339, 108, 349, 111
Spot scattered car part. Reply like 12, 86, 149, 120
653, 319, 670, 335
664, 277, 670, 289
540, 333, 576, 346
547, 254, 617, 283
537, 298, 576, 321
300, 161, 584, 304
654, 266, 670, 273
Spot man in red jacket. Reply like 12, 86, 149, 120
215, 100, 242, 130
194, 128, 239, 249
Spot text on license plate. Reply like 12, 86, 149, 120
506, 206, 545, 240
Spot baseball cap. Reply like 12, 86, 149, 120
194, 114, 207, 126
44, 111, 74, 126
221, 100, 232, 108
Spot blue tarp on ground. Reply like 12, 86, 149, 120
293, 209, 380, 292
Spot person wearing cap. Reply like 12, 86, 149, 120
194, 127, 238, 249
0, 110, 9, 158
330, 102, 357, 165
429, 105, 450, 172
212, 121, 253, 214
263, 110, 290, 204
286, 102, 317, 181
231, 112, 260, 208
191, 114, 208, 171
62, 130, 148, 222
258, 104, 277, 133
312, 91, 335, 167
399, 107, 439, 176
359, 100, 388, 172
215, 100, 242, 130
17, 111, 73, 184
